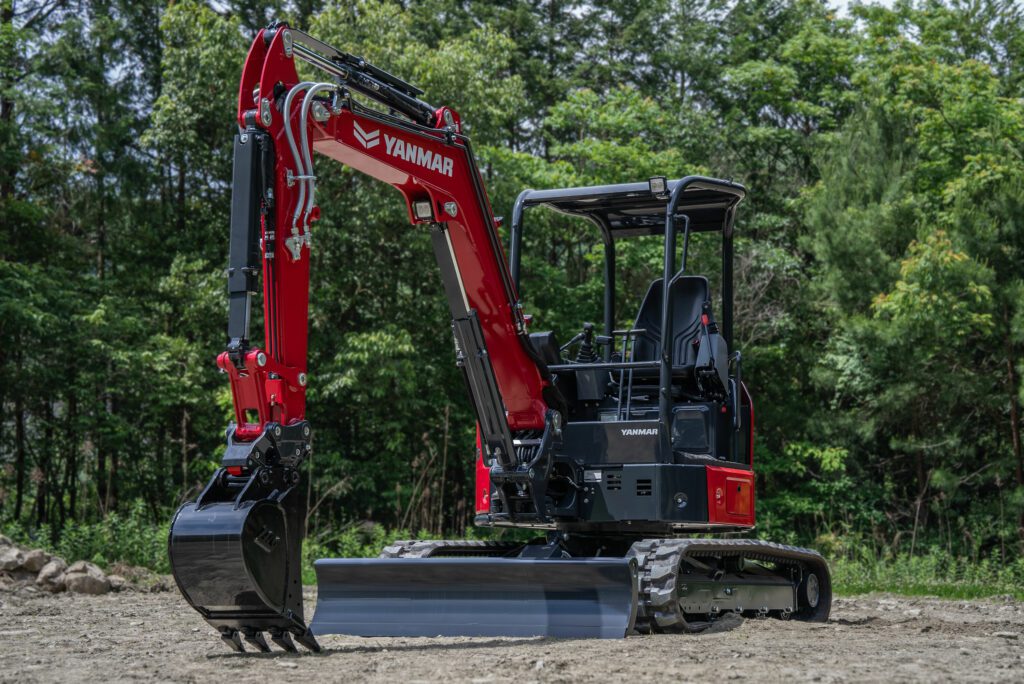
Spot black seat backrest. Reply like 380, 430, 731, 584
631, 275, 710, 365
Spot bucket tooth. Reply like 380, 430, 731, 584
221, 628, 245, 653
269, 628, 297, 652
242, 629, 271, 652
293, 629, 322, 653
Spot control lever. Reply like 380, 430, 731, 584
575, 323, 597, 363
558, 323, 614, 359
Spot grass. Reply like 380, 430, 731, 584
301, 525, 414, 585
3, 503, 171, 574
830, 551, 1024, 600
5, 513, 1023, 602
300, 531, 1024, 602
299, 524, 508, 584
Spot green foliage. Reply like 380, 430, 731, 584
145, 1, 247, 180
546, 87, 686, 182
832, 550, 1024, 600
301, 525, 411, 584
2, 501, 170, 573
55, 504, 171, 573
2, 0, 1023, 585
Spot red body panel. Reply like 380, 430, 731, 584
706, 385, 756, 528
224, 28, 548, 443
706, 466, 755, 528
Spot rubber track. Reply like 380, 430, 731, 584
627, 538, 830, 633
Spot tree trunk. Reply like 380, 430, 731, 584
106, 399, 117, 513
180, 407, 189, 488
1005, 317, 1023, 488
0, 0, 15, 202
176, 162, 186, 233
97, 442, 107, 514
107, 452, 117, 512
36, 400, 54, 527
60, 392, 77, 534
1004, 305, 1023, 545
14, 395, 25, 520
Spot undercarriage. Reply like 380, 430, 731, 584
335, 537, 830, 637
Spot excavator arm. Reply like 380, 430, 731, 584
224, 25, 563, 504
168, 24, 616, 653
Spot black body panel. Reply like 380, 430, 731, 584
578, 463, 709, 524
561, 419, 662, 464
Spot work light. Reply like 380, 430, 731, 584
412, 199, 434, 221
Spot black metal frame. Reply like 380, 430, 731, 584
509, 176, 745, 459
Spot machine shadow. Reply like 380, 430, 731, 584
204, 636, 565, 659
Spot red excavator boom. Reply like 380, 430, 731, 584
220, 26, 548, 440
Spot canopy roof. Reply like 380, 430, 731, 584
515, 176, 746, 237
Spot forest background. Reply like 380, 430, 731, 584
2, 0, 1023, 596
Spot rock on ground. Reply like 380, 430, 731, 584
0, 545, 25, 571
35, 557, 68, 593
21, 549, 51, 573
63, 560, 111, 595
106, 562, 174, 592
0, 543, 165, 595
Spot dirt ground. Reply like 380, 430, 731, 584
0, 587, 1021, 683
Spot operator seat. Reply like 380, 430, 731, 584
629, 275, 729, 396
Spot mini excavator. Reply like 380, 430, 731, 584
168, 24, 832, 653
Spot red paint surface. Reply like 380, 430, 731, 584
706, 465, 755, 528
313, 110, 547, 430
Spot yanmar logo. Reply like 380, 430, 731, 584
353, 121, 379, 149
353, 121, 455, 177
621, 428, 658, 437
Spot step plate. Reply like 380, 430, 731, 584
311, 557, 638, 639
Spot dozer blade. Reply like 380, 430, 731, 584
169, 466, 320, 652
310, 557, 638, 639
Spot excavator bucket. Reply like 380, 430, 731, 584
310, 557, 638, 639
169, 465, 320, 652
